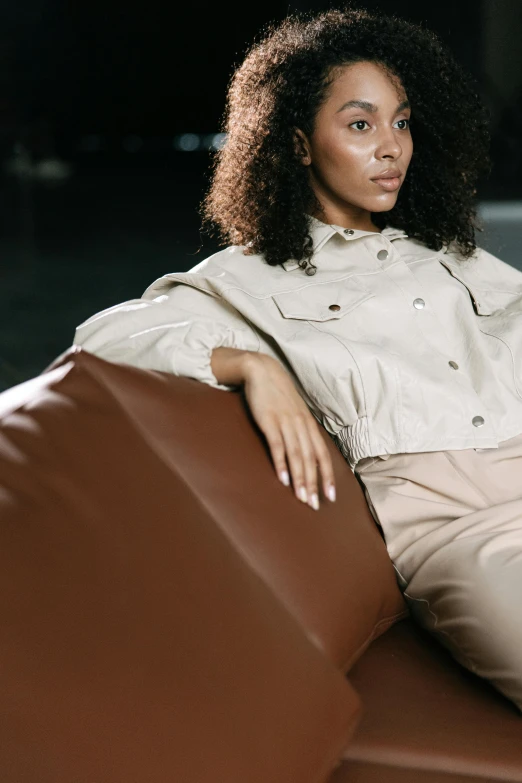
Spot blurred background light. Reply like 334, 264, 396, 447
175, 133, 200, 151
210, 132, 227, 150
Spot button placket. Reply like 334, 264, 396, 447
384, 256, 491, 436
413, 300, 487, 429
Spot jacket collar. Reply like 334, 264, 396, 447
282, 215, 408, 271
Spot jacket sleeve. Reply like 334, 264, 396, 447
476, 245, 522, 289
72, 279, 262, 392
446, 243, 522, 291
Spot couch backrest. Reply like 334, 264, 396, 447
0, 349, 361, 782
45, 348, 407, 671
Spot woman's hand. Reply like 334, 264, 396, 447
242, 353, 336, 510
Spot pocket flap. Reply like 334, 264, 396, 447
272, 277, 375, 321
438, 257, 502, 316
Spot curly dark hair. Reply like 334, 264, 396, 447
199, 5, 492, 267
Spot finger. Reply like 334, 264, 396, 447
279, 417, 308, 505
261, 415, 291, 487
308, 424, 336, 502
294, 415, 320, 510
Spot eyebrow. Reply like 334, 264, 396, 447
336, 99, 411, 114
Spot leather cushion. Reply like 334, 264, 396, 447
343, 619, 522, 781
330, 760, 506, 783
0, 352, 360, 782
50, 347, 407, 672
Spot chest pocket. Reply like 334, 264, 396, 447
438, 256, 521, 316
271, 276, 375, 322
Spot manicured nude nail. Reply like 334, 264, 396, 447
298, 486, 308, 503
309, 493, 319, 510
280, 470, 290, 486
327, 485, 336, 502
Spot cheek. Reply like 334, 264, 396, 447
403, 135, 414, 164
315, 132, 366, 179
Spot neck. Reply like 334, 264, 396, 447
309, 211, 381, 233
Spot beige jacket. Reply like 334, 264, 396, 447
73, 216, 522, 472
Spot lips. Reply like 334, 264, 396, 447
371, 169, 401, 180
371, 170, 402, 191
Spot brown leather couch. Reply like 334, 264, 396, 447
0, 346, 521, 783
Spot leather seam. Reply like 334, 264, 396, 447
343, 609, 409, 672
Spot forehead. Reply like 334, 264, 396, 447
326, 61, 407, 103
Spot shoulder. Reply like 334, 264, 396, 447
189, 244, 266, 279
443, 241, 522, 290
143, 245, 285, 300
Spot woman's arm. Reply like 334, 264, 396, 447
73, 280, 336, 507
73, 282, 262, 391
210, 346, 259, 387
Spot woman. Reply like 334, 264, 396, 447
74, 8, 522, 711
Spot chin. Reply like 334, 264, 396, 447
369, 195, 400, 212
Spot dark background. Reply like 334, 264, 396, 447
1, 0, 521, 389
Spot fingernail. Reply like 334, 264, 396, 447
298, 486, 308, 503
327, 485, 336, 502
280, 470, 290, 486
309, 493, 319, 510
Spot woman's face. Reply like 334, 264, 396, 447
294, 60, 413, 231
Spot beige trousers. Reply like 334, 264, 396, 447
355, 431, 522, 713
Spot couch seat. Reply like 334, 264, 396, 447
335, 619, 522, 782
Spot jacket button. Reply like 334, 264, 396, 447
377, 249, 388, 260
305, 265, 317, 276
413, 298, 425, 309
328, 304, 341, 311
472, 416, 485, 427
448, 360, 459, 370
344, 228, 354, 235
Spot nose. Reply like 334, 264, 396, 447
375, 125, 403, 160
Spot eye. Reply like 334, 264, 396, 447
395, 118, 411, 130
349, 120, 369, 131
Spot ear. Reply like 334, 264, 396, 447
293, 128, 312, 165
